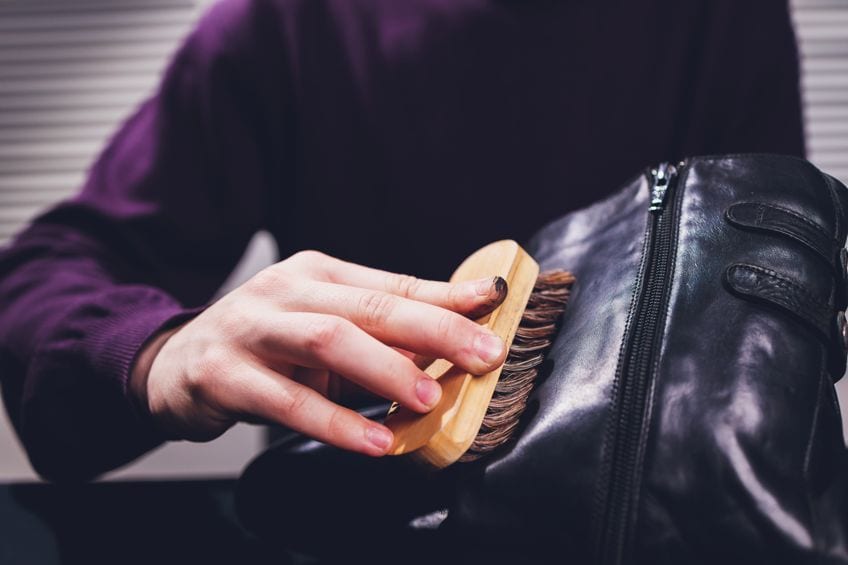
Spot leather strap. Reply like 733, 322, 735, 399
724, 263, 832, 340
725, 202, 840, 267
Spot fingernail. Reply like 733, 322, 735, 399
366, 426, 393, 452
472, 276, 507, 299
465, 277, 509, 320
416, 377, 441, 408
475, 332, 504, 366
490, 276, 508, 301
474, 277, 496, 296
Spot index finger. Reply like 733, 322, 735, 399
307, 254, 508, 318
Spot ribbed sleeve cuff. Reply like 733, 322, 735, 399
21, 286, 209, 481
81, 286, 206, 439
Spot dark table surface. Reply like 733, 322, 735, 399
0, 479, 314, 565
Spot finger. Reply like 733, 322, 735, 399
285, 282, 507, 375
304, 254, 508, 318
253, 312, 443, 413
217, 359, 395, 456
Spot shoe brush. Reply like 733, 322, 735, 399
384, 240, 573, 469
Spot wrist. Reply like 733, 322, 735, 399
129, 326, 181, 417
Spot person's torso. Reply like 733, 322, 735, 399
263, 0, 801, 279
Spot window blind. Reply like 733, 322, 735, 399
794, 0, 848, 182
0, 0, 201, 243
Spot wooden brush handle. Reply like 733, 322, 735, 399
384, 240, 540, 468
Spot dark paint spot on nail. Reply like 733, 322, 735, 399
492, 276, 508, 302
466, 276, 509, 320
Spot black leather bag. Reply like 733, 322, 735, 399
236, 155, 848, 565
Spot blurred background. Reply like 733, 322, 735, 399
0, 0, 846, 482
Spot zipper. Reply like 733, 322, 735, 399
648, 163, 673, 211
597, 162, 683, 565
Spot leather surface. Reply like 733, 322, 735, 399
635, 156, 848, 564
236, 155, 848, 564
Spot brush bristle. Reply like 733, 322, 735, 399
458, 269, 574, 463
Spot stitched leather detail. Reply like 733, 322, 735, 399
725, 202, 839, 266
724, 263, 832, 339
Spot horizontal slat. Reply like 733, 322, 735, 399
0, 24, 190, 49
0, 124, 113, 144
0, 139, 104, 160
808, 150, 848, 162
0, 204, 51, 223
0, 9, 192, 32
797, 42, 848, 57
804, 74, 848, 88
0, 89, 157, 111
795, 11, 848, 25
803, 59, 848, 74
0, 42, 178, 65
805, 90, 848, 104
807, 106, 848, 120
0, 156, 98, 175
809, 138, 848, 150
0, 106, 136, 128
0, 172, 83, 193
797, 34, 848, 44
810, 151, 848, 161
793, 0, 848, 6
0, 59, 164, 81
0, 1, 193, 18
0, 74, 156, 97
0, 190, 75, 208
807, 123, 848, 136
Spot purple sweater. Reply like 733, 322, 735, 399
0, 0, 804, 482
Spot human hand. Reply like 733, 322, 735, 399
130, 251, 508, 456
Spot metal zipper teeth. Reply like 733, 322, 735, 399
599, 162, 682, 565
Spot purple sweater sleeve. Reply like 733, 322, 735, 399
0, 0, 283, 482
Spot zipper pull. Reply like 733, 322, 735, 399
649, 162, 676, 212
